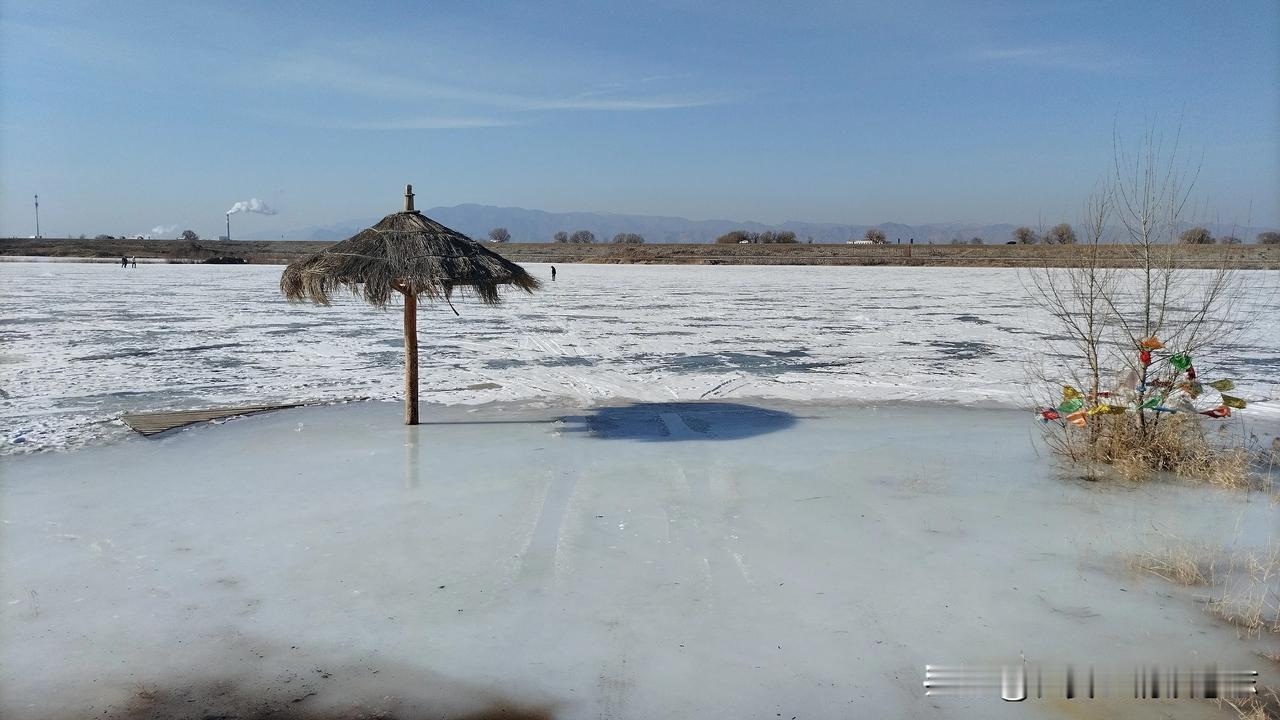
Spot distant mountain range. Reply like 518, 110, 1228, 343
247, 204, 1275, 245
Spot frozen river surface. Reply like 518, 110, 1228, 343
2, 262, 1277, 452
2, 402, 1276, 719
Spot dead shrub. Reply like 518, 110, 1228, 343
1046, 412, 1250, 486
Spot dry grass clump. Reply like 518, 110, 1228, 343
1220, 686, 1280, 720
1203, 543, 1280, 639
1049, 412, 1252, 486
1134, 540, 1279, 642
1135, 543, 1280, 719
1208, 598, 1280, 638
1129, 544, 1213, 586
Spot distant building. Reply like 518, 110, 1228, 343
849, 239, 874, 245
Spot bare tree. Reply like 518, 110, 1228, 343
1023, 122, 1253, 480
969, 237, 984, 245
1257, 231, 1280, 245
1025, 182, 1116, 449
553, 231, 569, 243
488, 227, 511, 243
1043, 223, 1078, 244
1219, 235, 1242, 245
1013, 226, 1038, 244
569, 230, 595, 244
1177, 226, 1214, 244
864, 228, 886, 244
1101, 123, 1244, 451
611, 233, 644, 244
759, 230, 797, 244
715, 230, 753, 244
181, 230, 199, 241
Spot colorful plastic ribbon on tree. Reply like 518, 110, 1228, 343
1035, 340, 1246, 428
1138, 396, 1161, 410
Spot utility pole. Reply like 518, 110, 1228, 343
34, 194, 40, 238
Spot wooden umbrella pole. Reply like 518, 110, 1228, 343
403, 283, 419, 425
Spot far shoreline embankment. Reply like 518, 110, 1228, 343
3, 237, 1278, 269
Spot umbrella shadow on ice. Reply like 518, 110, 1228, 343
559, 401, 796, 442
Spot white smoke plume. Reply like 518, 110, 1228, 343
151, 224, 179, 236
226, 198, 278, 216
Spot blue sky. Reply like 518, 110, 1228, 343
1, 0, 1277, 238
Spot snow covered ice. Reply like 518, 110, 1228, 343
2, 262, 1277, 453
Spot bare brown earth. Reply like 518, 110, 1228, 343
3, 237, 1277, 268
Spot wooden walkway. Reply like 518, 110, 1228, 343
120, 404, 300, 436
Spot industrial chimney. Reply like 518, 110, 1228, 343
404, 184, 415, 213
226, 213, 231, 241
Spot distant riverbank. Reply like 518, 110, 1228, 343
3, 237, 1277, 269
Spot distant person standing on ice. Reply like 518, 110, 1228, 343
120, 256, 128, 268
551, 266, 557, 281
131, 257, 137, 268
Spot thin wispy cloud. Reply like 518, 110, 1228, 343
325, 116, 518, 131
970, 44, 1147, 73
261, 54, 731, 117
1, 19, 148, 75
522, 94, 728, 111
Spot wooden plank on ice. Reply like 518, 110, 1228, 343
120, 404, 299, 436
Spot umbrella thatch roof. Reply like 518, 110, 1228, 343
281, 195, 539, 307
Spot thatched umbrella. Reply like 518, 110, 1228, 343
281, 185, 540, 424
